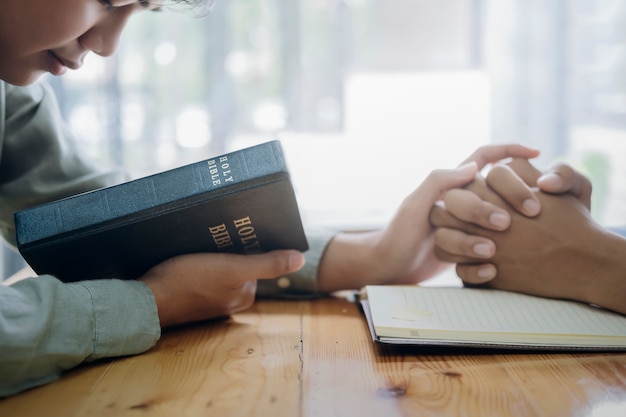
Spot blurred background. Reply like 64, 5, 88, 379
3, 0, 626, 275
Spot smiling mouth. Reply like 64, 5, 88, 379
48, 51, 80, 70
45, 51, 67, 76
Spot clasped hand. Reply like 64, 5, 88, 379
429, 156, 619, 310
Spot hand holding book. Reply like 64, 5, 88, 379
14, 140, 314, 326
141, 250, 305, 328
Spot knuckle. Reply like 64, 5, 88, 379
429, 208, 442, 226
425, 168, 449, 184
461, 239, 478, 256
429, 203, 448, 226
274, 253, 293, 275
456, 264, 482, 284
486, 164, 509, 178
464, 175, 486, 193
467, 205, 486, 224
552, 161, 572, 174
455, 264, 471, 282
433, 228, 448, 246
506, 157, 531, 169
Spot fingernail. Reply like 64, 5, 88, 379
489, 211, 510, 229
523, 198, 540, 216
289, 252, 305, 270
472, 243, 493, 257
538, 173, 562, 188
477, 265, 496, 280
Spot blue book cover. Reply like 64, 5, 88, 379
15, 140, 308, 282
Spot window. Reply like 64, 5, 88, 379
49, 0, 490, 231
3, 0, 625, 276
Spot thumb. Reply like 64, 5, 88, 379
536, 163, 592, 209
236, 250, 306, 281
393, 162, 478, 230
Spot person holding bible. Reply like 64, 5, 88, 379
0, 0, 587, 398
429, 158, 626, 316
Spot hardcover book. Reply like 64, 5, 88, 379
360, 285, 626, 351
15, 140, 308, 282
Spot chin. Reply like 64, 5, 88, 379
1, 70, 46, 87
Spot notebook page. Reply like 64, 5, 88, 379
365, 286, 626, 336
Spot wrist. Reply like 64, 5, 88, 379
316, 231, 381, 292
581, 229, 626, 315
141, 276, 179, 329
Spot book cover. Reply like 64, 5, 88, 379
360, 285, 626, 351
14, 140, 309, 282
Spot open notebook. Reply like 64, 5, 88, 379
360, 285, 626, 351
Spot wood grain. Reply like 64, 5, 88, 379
1, 297, 625, 417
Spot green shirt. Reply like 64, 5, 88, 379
0, 80, 333, 397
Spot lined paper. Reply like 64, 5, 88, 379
366, 286, 626, 337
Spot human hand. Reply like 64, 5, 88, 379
316, 144, 540, 292
429, 158, 593, 282
140, 250, 305, 328
430, 158, 609, 304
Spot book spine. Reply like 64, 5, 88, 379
15, 140, 287, 246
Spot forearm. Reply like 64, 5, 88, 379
316, 230, 385, 293
0, 276, 160, 397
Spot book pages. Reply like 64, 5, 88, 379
365, 286, 626, 344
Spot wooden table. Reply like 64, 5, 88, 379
1, 294, 625, 417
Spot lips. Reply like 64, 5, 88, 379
46, 50, 81, 76
50, 51, 81, 70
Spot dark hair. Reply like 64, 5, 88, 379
166, 0, 214, 16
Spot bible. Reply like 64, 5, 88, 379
15, 140, 308, 282
360, 285, 626, 351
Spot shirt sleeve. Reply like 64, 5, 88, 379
0, 81, 338, 398
255, 227, 336, 298
0, 276, 160, 397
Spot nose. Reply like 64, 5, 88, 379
78, 8, 135, 57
